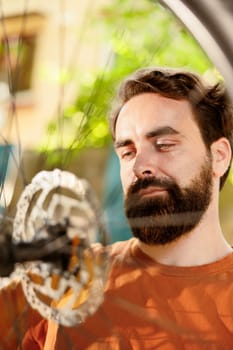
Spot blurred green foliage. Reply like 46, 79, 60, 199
41, 0, 213, 167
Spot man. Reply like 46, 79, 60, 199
23, 67, 233, 349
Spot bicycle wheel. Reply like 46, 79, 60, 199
0, 0, 232, 348
160, 0, 233, 101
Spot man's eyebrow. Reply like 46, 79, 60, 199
114, 139, 133, 149
146, 126, 179, 138
114, 126, 180, 149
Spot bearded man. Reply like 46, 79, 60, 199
23, 67, 233, 349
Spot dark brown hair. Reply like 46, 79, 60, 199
109, 67, 233, 189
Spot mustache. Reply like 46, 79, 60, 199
128, 176, 176, 195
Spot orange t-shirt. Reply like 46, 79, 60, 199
23, 238, 233, 349
0, 281, 42, 349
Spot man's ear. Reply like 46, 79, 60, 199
211, 137, 232, 178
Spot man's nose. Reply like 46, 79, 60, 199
133, 153, 156, 178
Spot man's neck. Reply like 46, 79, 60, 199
136, 214, 233, 267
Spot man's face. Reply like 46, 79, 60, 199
114, 93, 213, 244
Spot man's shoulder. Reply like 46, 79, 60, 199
108, 238, 135, 256
91, 238, 136, 265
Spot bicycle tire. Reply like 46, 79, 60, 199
160, 0, 233, 100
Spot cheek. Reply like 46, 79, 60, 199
120, 170, 128, 195
120, 164, 133, 195
160, 158, 196, 188
172, 155, 211, 188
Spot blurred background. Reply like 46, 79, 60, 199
0, 0, 232, 244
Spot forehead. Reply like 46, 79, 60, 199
115, 93, 199, 140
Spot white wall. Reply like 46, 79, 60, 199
0, 0, 109, 148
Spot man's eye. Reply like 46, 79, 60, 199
121, 150, 135, 159
156, 143, 175, 151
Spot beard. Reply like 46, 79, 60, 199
124, 158, 213, 245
